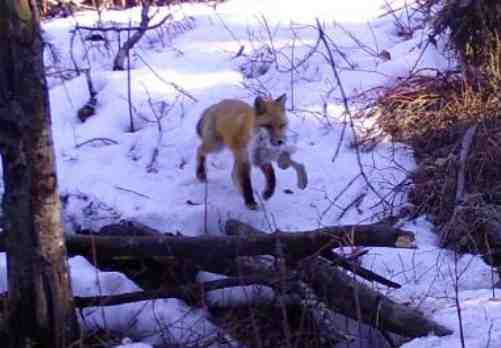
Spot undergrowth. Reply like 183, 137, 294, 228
360, 1, 501, 263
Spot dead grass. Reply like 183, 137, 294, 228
360, 32, 501, 263
211, 303, 338, 348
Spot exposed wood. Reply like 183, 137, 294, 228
0, 1, 79, 346
455, 125, 478, 204
440, 125, 501, 257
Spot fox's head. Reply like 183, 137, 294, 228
254, 94, 288, 146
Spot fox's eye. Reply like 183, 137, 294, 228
263, 125, 273, 130
279, 124, 287, 129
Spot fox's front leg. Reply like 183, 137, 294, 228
259, 163, 276, 200
196, 145, 208, 182
232, 149, 258, 210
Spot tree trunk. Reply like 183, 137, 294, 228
0, 1, 80, 347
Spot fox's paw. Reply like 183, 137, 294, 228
245, 201, 259, 210
196, 168, 207, 182
262, 189, 274, 200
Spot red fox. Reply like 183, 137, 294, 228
196, 94, 288, 209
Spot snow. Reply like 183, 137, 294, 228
114, 343, 153, 348
0, 0, 497, 346
402, 290, 501, 348
72, 255, 220, 346
197, 270, 275, 308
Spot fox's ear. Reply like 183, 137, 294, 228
254, 96, 267, 115
275, 94, 287, 108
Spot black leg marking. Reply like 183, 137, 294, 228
196, 154, 207, 182
260, 163, 276, 200
240, 162, 257, 209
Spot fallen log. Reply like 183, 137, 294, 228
224, 219, 416, 250
227, 222, 395, 345
302, 257, 453, 338
226, 219, 451, 339
0, 220, 415, 271
227, 221, 402, 288
0, 219, 448, 339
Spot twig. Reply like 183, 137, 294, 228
337, 191, 367, 221
320, 173, 362, 219
204, 181, 208, 235
322, 252, 401, 288
75, 137, 118, 148
73, 275, 278, 308
126, 20, 135, 132
315, 19, 351, 115
114, 185, 151, 199
143, 89, 177, 173
135, 53, 198, 102
275, 239, 293, 348
74, 14, 172, 33
453, 250, 466, 348
316, 18, 389, 207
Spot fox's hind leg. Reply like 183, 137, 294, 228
196, 141, 221, 182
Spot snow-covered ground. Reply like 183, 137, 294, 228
0, 0, 499, 346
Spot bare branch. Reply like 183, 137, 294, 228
73, 275, 278, 308
316, 18, 390, 208
112, 1, 170, 71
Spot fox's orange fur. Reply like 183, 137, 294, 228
196, 94, 288, 209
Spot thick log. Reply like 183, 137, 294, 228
0, 220, 414, 269
302, 257, 453, 338
0, 219, 415, 277
227, 221, 403, 288
227, 219, 451, 339
225, 219, 416, 250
